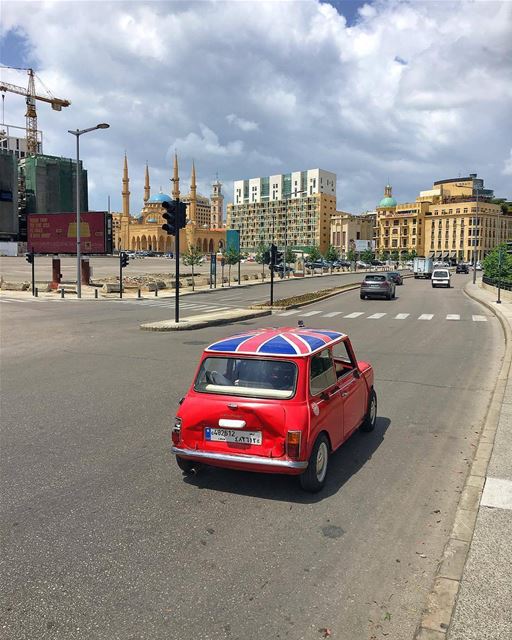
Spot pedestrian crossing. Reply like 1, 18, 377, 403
275, 309, 489, 322
112, 298, 234, 313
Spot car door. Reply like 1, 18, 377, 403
332, 340, 367, 440
308, 349, 344, 450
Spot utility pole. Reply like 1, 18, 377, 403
472, 187, 479, 285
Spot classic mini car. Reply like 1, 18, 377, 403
171, 326, 376, 492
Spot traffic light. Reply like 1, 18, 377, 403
162, 200, 177, 236
120, 251, 129, 268
506, 241, 512, 255
25, 252, 34, 264
270, 243, 278, 265
262, 250, 270, 265
178, 202, 187, 229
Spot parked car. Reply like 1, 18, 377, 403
387, 271, 404, 285
269, 263, 294, 275
431, 268, 451, 288
455, 263, 469, 274
356, 261, 371, 269
360, 273, 396, 300
171, 326, 377, 492
371, 259, 385, 266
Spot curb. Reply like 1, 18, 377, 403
413, 283, 512, 639
253, 283, 362, 312
140, 308, 271, 332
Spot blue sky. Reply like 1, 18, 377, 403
1, 0, 511, 214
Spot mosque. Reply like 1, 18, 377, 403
112, 154, 226, 254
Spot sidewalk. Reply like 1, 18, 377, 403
415, 281, 512, 639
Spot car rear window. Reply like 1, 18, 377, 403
364, 275, 386, 282
194, 357, 298, 399
433, 270, 449, 278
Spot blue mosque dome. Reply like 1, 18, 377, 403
378, 184, 397, 208
148, 192, 172, 204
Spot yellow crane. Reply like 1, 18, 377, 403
0, 67, 71, 154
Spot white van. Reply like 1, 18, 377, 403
431, 268, 451, 288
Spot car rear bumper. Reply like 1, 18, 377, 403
172, 446, 308, 470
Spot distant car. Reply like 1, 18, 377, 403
371, 259, 385, 266
171, 326, 376, 492
360, 273, 396, 300
387, 271, 404, 285
431, 269, 451, 288
456, 263, 469, 274
356, 261, 371, 269
270, 263, 294, 275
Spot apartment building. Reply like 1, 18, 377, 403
227, 169, 337, 253
375, 175, 511, 261
330, 211, 376, 256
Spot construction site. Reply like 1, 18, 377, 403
0, 66, 85, 249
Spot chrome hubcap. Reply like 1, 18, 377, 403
370, 396, 376, 424
316, 442, 328, 482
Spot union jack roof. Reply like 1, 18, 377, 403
205, 327, 346, 357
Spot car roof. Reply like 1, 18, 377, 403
205, 327, 346, 358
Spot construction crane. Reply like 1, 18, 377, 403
0, 67, 71, 154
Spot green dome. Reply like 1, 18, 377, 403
379, 196, 397, 207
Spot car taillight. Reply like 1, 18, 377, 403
286, 431, 302, 459
381, 281, 389, 287
172, 417, 182, 445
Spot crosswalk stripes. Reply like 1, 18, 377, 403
274, 309, 489, 322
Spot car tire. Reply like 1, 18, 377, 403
176, 456, 199, 475
300, 434, 330, 493
360, 293, 365, 300
360, 388, 377, 432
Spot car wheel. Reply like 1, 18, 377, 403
360, 293, 365, 300
300, 434, 330, 493
176, 456, 199, 475
360, 389, 377, 432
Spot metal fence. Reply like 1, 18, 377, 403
483, 275, 512, 291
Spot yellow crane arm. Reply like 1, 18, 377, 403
0, 80, 71, 109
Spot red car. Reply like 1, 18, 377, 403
172, 326, 377, 492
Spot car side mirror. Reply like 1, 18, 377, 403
320, 391, 329, 401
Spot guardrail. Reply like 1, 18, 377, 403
483, 275, 512, 291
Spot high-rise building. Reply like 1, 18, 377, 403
0, 150, 19, 241
375, 175, 511, 262
227, 168, 337, 252
0, 123, 43, 159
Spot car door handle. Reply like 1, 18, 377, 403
341, 392, 349, 397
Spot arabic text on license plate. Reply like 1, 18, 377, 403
205, 428, 262, 445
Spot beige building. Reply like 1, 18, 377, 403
375, 175, 511, 262
227, 168, 337, 253
113, 155, 226, 254
330, 211, 376, 256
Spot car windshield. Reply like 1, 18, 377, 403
365, 275, 386, 282
434, 270, 449, 277
194, 357, 298, 399
389, 272, 399, 277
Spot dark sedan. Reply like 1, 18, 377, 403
456, 263, 469, 274
388, 271, 404, 285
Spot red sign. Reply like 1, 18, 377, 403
27, 212, 112, 254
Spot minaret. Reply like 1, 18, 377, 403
189, 161, 197, 223
143, 162, 150, 203
171, 153, 180, 199
210, 175, 224, 228
122, 154, 130, 217
384, 183, 393, 198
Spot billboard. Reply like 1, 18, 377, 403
354, 239, 374, 252
226, 229, 240, 253
27, 212, 113, 254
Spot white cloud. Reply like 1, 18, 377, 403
503, 149, 512, 176
0, 0, 511, 215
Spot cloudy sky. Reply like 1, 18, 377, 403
1, 0, 511, 216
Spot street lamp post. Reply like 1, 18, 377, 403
68, 123, 110, 298
472, 187, 479, 285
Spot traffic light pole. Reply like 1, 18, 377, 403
119, 252, 123, 299
31, 253, 35, 296
496, 247, 502, 305
270, 253, 275, 307
175, 197, 180, 323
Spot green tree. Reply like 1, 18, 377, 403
361, 249, 374, 264
324, 245, 339, 262
182, 245, 203, 291
347, 247, 356, 266
390, 250, 399, 263
284, 247, 295, 265
255, 242, 268, 279
223, 246, 241, 286
307, 245, 322, 262
483, 244, 512, 282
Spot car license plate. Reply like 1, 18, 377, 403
205, 428, 262, 445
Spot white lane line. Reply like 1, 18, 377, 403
481, 477, 512, 510
301, 310, 322, 317
344, 312, 364, 318
324, 311, 343, 317
278, 310, 301, 316
204, 307, 230, 312
395, 313, 409, 320
446, 314, 460, 320
367, 313, 386, 319
418, 314, 434, 320
472, 315, 488, 322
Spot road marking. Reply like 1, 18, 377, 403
395, 313, 409, 320
324, 311, 343, 317
418, 314, 434, 320
278, 310, 300, 316
472, 315, 488, 322
446, 314, 460, 320
367, 313, 386, 319
344, 312, 364, 318
301, 310, 322, 317
481, 477, 512, 511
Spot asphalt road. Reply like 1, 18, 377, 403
0, 275, 503, 639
